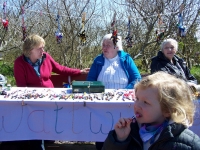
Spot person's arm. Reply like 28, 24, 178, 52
150, 58, 162, 74
47, 53, 81, 76
87, 56, 102, 81
191, 133, 200, 150
150, 58, 169, 75
14, 58, 28, 87
87, 61, 98, 81
150, 58, 157, 74
125, 56, 141, 89
102, 118, 133, 150
102, 130, 131, 150
80, 68, 90, 74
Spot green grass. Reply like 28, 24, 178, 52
190, 66, 200, 84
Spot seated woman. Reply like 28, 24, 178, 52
150, 38, 197, 85
14, 34, 89, 87
0, 34, 89, 150
87, 33, 141, 150
87, 33, 141, 89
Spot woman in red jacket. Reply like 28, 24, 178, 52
14, 34, 89, 87
0, 34, 89, 150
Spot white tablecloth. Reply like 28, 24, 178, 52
0, 87, 199, 141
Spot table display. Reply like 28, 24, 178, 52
1, 87, 135, 102
0, 87, 199, 142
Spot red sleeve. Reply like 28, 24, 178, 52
47, 53, 81, 75
14, 56, 28, 87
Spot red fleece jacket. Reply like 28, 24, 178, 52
14, 52, 81, 87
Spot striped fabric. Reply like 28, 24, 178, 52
97, 55, 128, 89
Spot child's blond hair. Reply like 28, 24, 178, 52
134, 71, 195, 127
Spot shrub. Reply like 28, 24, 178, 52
0, 62, 16, 86
190, 66, 200, 84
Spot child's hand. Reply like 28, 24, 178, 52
114, 117, 133, 141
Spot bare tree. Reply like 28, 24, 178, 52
0, 0, 199, 72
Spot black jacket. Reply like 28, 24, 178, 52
150, 51, 197, 84
102, 122, 200, 150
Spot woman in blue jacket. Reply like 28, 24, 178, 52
87, 33, 141, 150
87, 33, 141, 89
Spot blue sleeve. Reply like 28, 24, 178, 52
87, 58, 99, 81
87, 55, 104, 81
125, 56, 141, 89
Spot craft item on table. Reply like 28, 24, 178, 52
7, 84, 11, 90
110, 12, 119, 49
0, 90, 7, 95
1, 1, 9, 31
72, 81, 105, 93
63, 83, 70, 88
83, 93, 90, 100
65, 94, 71, 100
125, 16, 133, 47
93, 93, 102, 100
55, 12, 63, 44
123, 90, 135, 101
21, 5, 27, 41
78, 12, 87, 45
156, 13, 165, 44
0, 74, 7, 89
116, 91, 124, 100
177, 3, 186, 37
1, 88, 137, 102
104, 91, 115, 101
63, 76, 72, 88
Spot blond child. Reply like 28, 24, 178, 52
102, 71, 200, 150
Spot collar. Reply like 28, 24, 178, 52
24, 56, 42, 66
139, 120, 169, 144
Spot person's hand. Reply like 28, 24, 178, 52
80, 68, 90, 74
114, 117, 133, 141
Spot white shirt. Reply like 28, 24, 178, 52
97, 55, 128, 89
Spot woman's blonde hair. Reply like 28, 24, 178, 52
134, 71, 195, 127
102, 33, 123, 50
161, 38, 178, 52
23, 34, 45, 57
